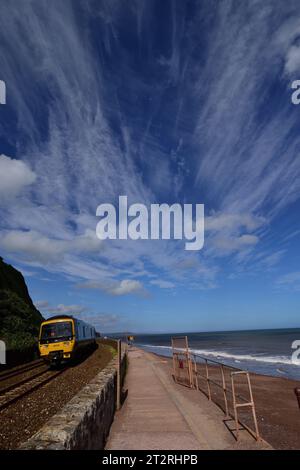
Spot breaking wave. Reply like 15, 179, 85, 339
139, 344, 292, 365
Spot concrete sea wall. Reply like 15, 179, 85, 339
19, 350, 126, 450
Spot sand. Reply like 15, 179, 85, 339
158, 353, 300, 450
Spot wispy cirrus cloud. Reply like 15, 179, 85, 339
189, 2, 300, 221
275, 271, 300, 291
0, 0, 299, 314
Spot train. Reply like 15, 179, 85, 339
38, 315, 97, 365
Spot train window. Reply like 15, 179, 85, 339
40, 321, 73, 343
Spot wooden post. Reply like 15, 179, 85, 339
193, 357, 199, 390
187, 353, 193, 388
295, 388, 300, 409
231, 373, 239, 440
116, 339, 121, 410
246, 372, 260, 440
205, 360, 211, 400
172, 353, 177, 383
221, 364, 229, 417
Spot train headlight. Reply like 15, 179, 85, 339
63, 341, 70, 346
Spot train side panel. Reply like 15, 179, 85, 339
74, 319, 96, 344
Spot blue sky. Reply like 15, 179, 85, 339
0, 0, 300, 333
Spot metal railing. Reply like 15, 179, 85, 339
171, 336, 260, 441
189, 352, 260, 440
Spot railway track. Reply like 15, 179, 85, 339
0, 367, 66, 411
0, 359, 45, 382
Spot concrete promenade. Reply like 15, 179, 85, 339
106, 348, 271, 450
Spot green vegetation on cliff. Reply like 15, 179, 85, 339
0, 257, 43, 349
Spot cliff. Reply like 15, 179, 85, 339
0, 257, 43, 349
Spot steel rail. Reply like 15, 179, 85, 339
0, 366, 50, 395
0, 359, 44, 381
0, 368, 66, 411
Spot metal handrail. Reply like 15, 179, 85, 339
190, 351, 242, 370
171, 337, 260, 441
190, 352, 251, 404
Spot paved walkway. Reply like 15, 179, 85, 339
106, 348, 271, 450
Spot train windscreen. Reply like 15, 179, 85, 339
40, 321, 73, 343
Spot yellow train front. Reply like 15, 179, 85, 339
38, 315, 96, 365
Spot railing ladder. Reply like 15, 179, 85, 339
230, 371, 260, 441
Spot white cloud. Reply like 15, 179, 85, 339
259, 250, 286, 268
213, 234, 259, 254
35, 302, 127, 331
204, 212, 263, 259
206, 213, 265, 233
81, 313, 119, 328
79, 311, 132, 332
284, 45, 300, 75
0, 229, 102, 264
47, 304, 87, 315
78, 278, 148, 297
111, 279, 146, 296
37, 301, 87, 316
150, 279, 175, 289
0, 155, 36, 199
35, 300, 50, 309
276, 271, 300, 291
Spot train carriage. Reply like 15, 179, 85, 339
38, 315, 96, 365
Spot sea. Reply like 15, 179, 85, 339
130, 328, 300, 381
